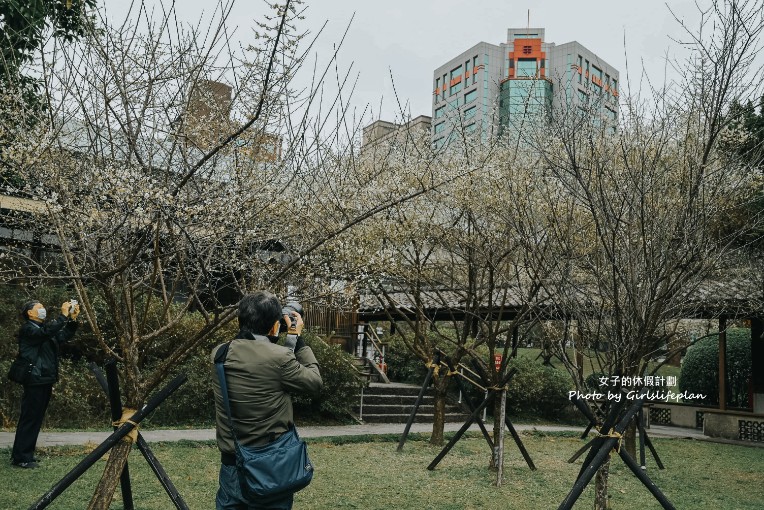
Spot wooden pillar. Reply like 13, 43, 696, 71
510, 325, 519, 358
718, 316, 727, 411
751, 318, 764, 413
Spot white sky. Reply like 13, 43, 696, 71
102, 0, 706, 124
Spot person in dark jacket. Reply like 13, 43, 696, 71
11, 299, 79, 468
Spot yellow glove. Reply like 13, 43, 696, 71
70, 304, 80, 320
61, 301, 71, 317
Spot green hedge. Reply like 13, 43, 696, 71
292, 333, 366, 419
384, 340, 428, 384
678, 329, 751, 408
1, 284, 366, 428
454, 355, 573, 420
504, 356, 573, 418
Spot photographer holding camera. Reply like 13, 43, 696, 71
211, 292, 322, 510
10, 299, 80, 469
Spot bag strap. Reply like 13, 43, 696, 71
214, 342, 242, 447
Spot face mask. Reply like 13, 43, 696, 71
36, 308, 47, 320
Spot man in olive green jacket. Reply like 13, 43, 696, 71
211, 292, 322, 510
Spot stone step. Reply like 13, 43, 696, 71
359, 413, 470, 424
353, 404, 464, 415
361, 383, 435, 397
359, 394, 436, 405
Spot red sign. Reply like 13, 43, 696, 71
494, 354, 503, 372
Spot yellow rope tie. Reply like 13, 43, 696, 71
601, 428, 623, 454
112, 408, 139, 443
425, 360, 440, 376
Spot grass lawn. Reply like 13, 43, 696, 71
2, 432, 763, 509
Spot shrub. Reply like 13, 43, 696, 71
143, 346, 220, 427
504, 356, 573, 419
585, 372, 608, 392
678, 328, 751, 408
384, 339, 428, 384
45, 359, 111, 428
1, 285, 364, 427
292, 332, 366, 419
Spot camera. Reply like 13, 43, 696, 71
280, 301, 304, 333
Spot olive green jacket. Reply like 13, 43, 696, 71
211, 336, 322, 455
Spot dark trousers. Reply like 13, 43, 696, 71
216, 464, 294, 510
11, 383, 53, 463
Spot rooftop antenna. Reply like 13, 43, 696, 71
527, 9, 530, 32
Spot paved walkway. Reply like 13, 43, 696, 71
2, 421, 760, 449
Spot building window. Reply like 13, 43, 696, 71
434, 122, 446, 134
592, 65, 603, 94
522, 45, 532, 55
435, 77, 440, 101
449, 65, 463, 96
449, 99, 458, 111
464, 89, 477, 104
577, 55, 583, 84
435, 106, 445, 119
465, 123, 477, 133
516, 58, 538, 78
473, 56, 479, 84
612, 78, 618, 96
464, 106, 477, 120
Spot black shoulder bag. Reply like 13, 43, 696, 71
7, 356, 34, 384
214, 342, 314, 500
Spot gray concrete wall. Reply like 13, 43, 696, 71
650, 403, 700, 429
703, 410, 764, 442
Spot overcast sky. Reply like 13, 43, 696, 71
102, 1, 705, 125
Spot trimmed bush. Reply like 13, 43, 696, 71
292, 333, 366, 419
678, 328, 751, 408
1, 282, 366, 427
504, 356, 573, 418
585, 372, 608, 392
384, 340, 428, 384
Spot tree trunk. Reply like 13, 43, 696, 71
490, 397, 502, 470
87, 440, 133, 510
594, 457, 610, 510
624, 421, 637, 459
429, 376, 449, 446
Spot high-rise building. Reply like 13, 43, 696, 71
431, 28, 619, 147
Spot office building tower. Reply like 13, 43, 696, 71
431, 28, 619, 147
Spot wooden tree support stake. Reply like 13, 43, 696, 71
397, 350, 441, 452
92, 362, 191, 509
28, 372, 187, 510
558, 395, 675, 510
569, 396, 663, 471
426, 368, 535, 472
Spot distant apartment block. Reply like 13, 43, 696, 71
431, 28, 619, 147
361, 115, 432, 150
